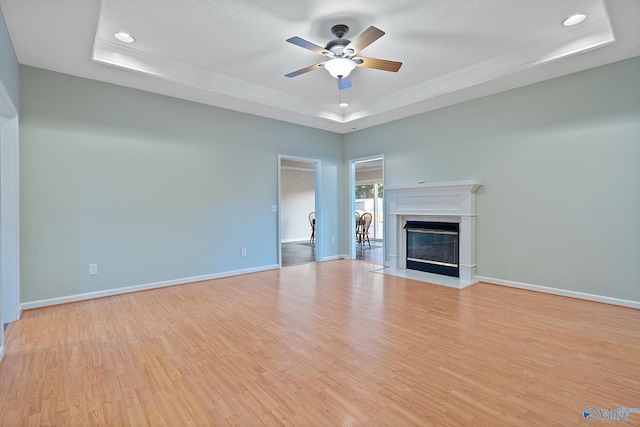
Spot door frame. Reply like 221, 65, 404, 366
349, 154, 385, 261
277, 154, 321, 266
0, 81, 20, 332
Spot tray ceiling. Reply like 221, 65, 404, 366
1, 0, 638, 133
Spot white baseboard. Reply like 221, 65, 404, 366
321, 254, 350, 262
21, 264, 280, 311
475, 275, 640, 309
22, 266, 636, 312
282, 238, 311, 243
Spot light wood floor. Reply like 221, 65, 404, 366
1, 260, 639, 426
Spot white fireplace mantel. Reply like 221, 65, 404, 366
386, 180, 482, 287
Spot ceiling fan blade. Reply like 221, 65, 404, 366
285, 62, 326, 78
338, 76, 352, 90
354, 56, 402, 72
286, 36, 331, 56
343, 26, 385, 55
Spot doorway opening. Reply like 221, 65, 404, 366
278, 156, 321, 267
350, 156, 384, 265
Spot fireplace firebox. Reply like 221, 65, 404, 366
405, 221, 459, 277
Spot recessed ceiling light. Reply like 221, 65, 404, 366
114, 32, 135, 43
339, 102, 349, 108
563, 14, 586, 26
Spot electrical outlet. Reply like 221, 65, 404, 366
89, 264, 98, 275
331, 236, 336, 244
241, 248, 247, 257
270, 205, 278, 213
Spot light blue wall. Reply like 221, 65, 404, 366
17, 56, 640, 304
344, 57, 640, 301
0, 6, 18, 109
19, 66, 344, 302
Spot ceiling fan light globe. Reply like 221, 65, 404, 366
324, 58, 356, 79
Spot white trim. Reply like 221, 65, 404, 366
281, 166, 315, 172
0, 346, 4, 362
281, 238, 313, 244
21, 264, 279, 311
355, 178, 382, 185
314, 161, 322, 262
475, 275, 640, 310
349, 155, 385, 261
385, 179, 482, 193
0, 80, 20, 324
320, 255, 349, 262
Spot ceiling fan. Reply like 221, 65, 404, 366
285, 24, 402, 90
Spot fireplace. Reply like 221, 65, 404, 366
385, 180, 482, 288
405, 221, 459, 277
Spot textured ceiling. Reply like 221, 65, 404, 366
1, 0, 639, 133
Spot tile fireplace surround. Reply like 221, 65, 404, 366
383, 180, 482, 288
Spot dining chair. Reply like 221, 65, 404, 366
357, 212, 372, 249
308, 211, 315, 243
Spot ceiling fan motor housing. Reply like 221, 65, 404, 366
331, 24, 349, 39
326, 24, 351, 57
